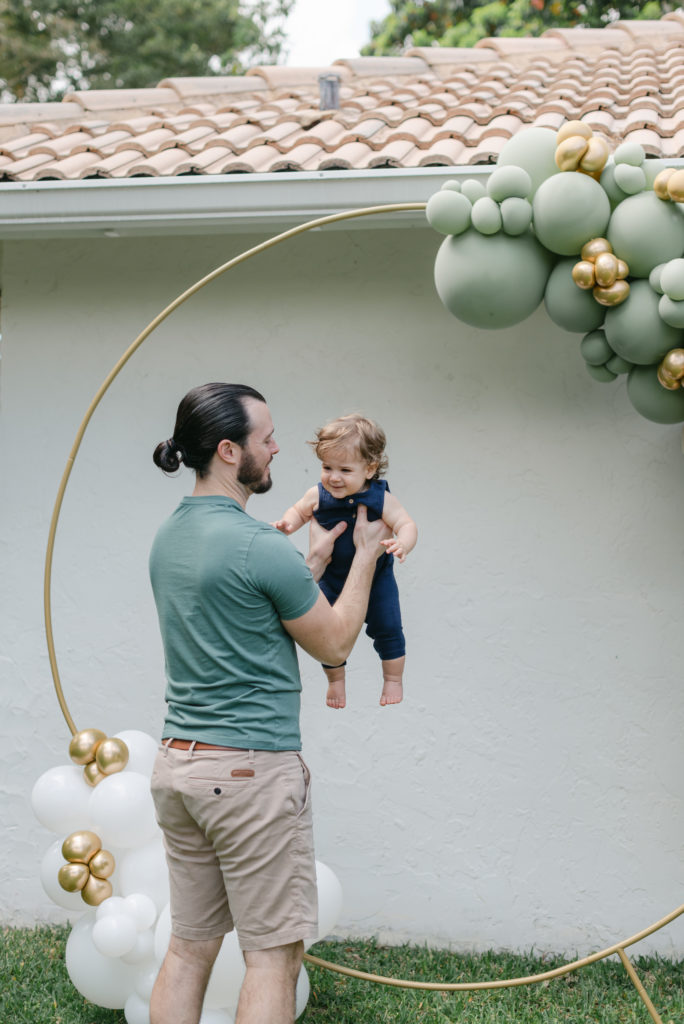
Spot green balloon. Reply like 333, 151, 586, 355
496, 127, 558, 197
426, 190, 472, 236
599, 163, 628, 208
461, 179, 487, 203
613, 142, 645, 167
500, 197, 532, 236
613, 163, 646, 196
658, 294, 684, 329
649, 263, 665, 294
627, 364, 684, 423
586, 362, 617, 382
487, 165, 532, 202
607, 191, 684, 278
532, 173, 611, 256
544, 258, 605, 333
471, 196, 502, 235
604, 280, 681, 364
659, 257, 684, 300
581, 329, 614, 367
434, 229, 553, 329
441, 180, 462, 192
605, 354, 633, 375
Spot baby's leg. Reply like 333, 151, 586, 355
323, 664, 347, 709
380, 656, 404, 706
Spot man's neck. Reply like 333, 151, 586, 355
192, 472, 250, 508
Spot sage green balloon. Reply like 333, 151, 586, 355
500, 197, 532, 236
599, 163, 628, 208
581, 330, 613, 366
471, 196, 502, 235
613, 142, 645, 167
496, 126, 558, 197
586, 363, 617, 382
544, 258, 605, 333
604, 279, 681, 364
649, 263, 665, 294
613, 163, 646, 196
461, 178, 487, 203
487, 165, 532, 202
426, 190, 472, 236
658, 294, 684, 329
605, 354, 633, 375
607, 191, 684, 278
441, 179, 462, 192
434, 229, 553, 329
659, 257, 684, 299
627, 364, 684, 423
532, 173, 611, 256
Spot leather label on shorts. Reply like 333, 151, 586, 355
231, 769, 255, 778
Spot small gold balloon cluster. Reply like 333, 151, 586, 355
572, 238, 630, 307
653, 168, 684, 203
69, 728, 129, 787
658, 349, 684, 390
555, 121, 610, 178
58, 830, 116, 906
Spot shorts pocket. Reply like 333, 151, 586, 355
291, 754, 312, 818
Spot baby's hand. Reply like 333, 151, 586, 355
272, 519, 295, 534
381, 538, 407, 562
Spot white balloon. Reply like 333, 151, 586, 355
314, 861, 343, 942
125, 893, 158, 931
153, 903, 172, 964
134, 962, 160, 1001
115, 731, 160, 778
203, 931, 245, 1013
40, 840, 87, 912
93, 914, 138, 958
199, 1010, 234, 1024
124, 991, 151, 1024
31, 765, 94, 834
118, 837, 169, 910
121, 929, 155, 965
96, 896, 130, 920
295, 965, 310, 1019
89, 771, 159, 849
65, 912, 138, 1009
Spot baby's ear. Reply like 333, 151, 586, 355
367, 461, 380, 478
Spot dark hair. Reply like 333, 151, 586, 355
153, 383, 266, 478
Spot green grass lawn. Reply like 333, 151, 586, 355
2, 925, 682, 1023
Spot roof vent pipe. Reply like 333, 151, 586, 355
318, 73, 341, 110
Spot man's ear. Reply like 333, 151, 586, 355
217, 438, 239, 464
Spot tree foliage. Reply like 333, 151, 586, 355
0, 0, 293, 101
363, 0, 675, 55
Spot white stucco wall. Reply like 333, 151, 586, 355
1, 222, 683, 958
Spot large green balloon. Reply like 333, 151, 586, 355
604, 280, 681, 365
434, 229, 553, 329
496, 127, 558, 197
544, 258, 605, 333
532, 173, 611, 256
607, 191, 684, 278
627, 364, 684, 423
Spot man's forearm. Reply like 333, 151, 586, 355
326, 553, 378, 662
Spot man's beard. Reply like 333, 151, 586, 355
237, 450, 272, 493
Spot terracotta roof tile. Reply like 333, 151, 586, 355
3, 15, 684, 181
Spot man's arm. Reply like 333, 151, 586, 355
282, 505, 390, 665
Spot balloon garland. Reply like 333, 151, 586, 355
34, 120, 684, 1021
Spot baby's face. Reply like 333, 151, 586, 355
319, 446, 378, 499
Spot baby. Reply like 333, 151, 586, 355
274, 414, 417, 709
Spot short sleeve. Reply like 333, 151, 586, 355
248, 528, 320, 620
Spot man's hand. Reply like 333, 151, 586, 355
353, 503, 392, 561
306, 518, 346, 582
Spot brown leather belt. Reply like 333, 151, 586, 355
165, 738, 246, 752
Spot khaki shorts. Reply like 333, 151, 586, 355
150, 744, 318, 951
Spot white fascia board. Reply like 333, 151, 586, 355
0, 167, 488, 240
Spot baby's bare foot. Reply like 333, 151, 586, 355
326, 678, 346, 709
380, 680, 403, 706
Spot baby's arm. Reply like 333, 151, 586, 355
379, 492, 418, 563
272, 486, 319, 535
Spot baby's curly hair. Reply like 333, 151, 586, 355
309, 413, 388, 479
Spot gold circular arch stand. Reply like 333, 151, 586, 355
43, 203, 683, 1021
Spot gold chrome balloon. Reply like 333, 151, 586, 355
58, 862, 90, 892
572, 260, 596, 289
658, 348, 684, 387
594, 252, 619, 288
89, 848, 116, 880
83, 760, 106, 787
654, 167, 677, 200
616, 259, 629, 280
593, 281, 630, 306
581, 238, 612, 262
81, 875, 113, 907
62, 830, 102, 865
556, 120, 593, 145
68, 728, 106, 766
658, 366, 681, 390
579, 136, 609, 175
666, 169, 684, 203
95, 737, 129, 776
555, 135, 589, 172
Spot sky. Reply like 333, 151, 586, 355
283, 0, 393, 66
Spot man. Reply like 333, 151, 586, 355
148, 383, 389, 1024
